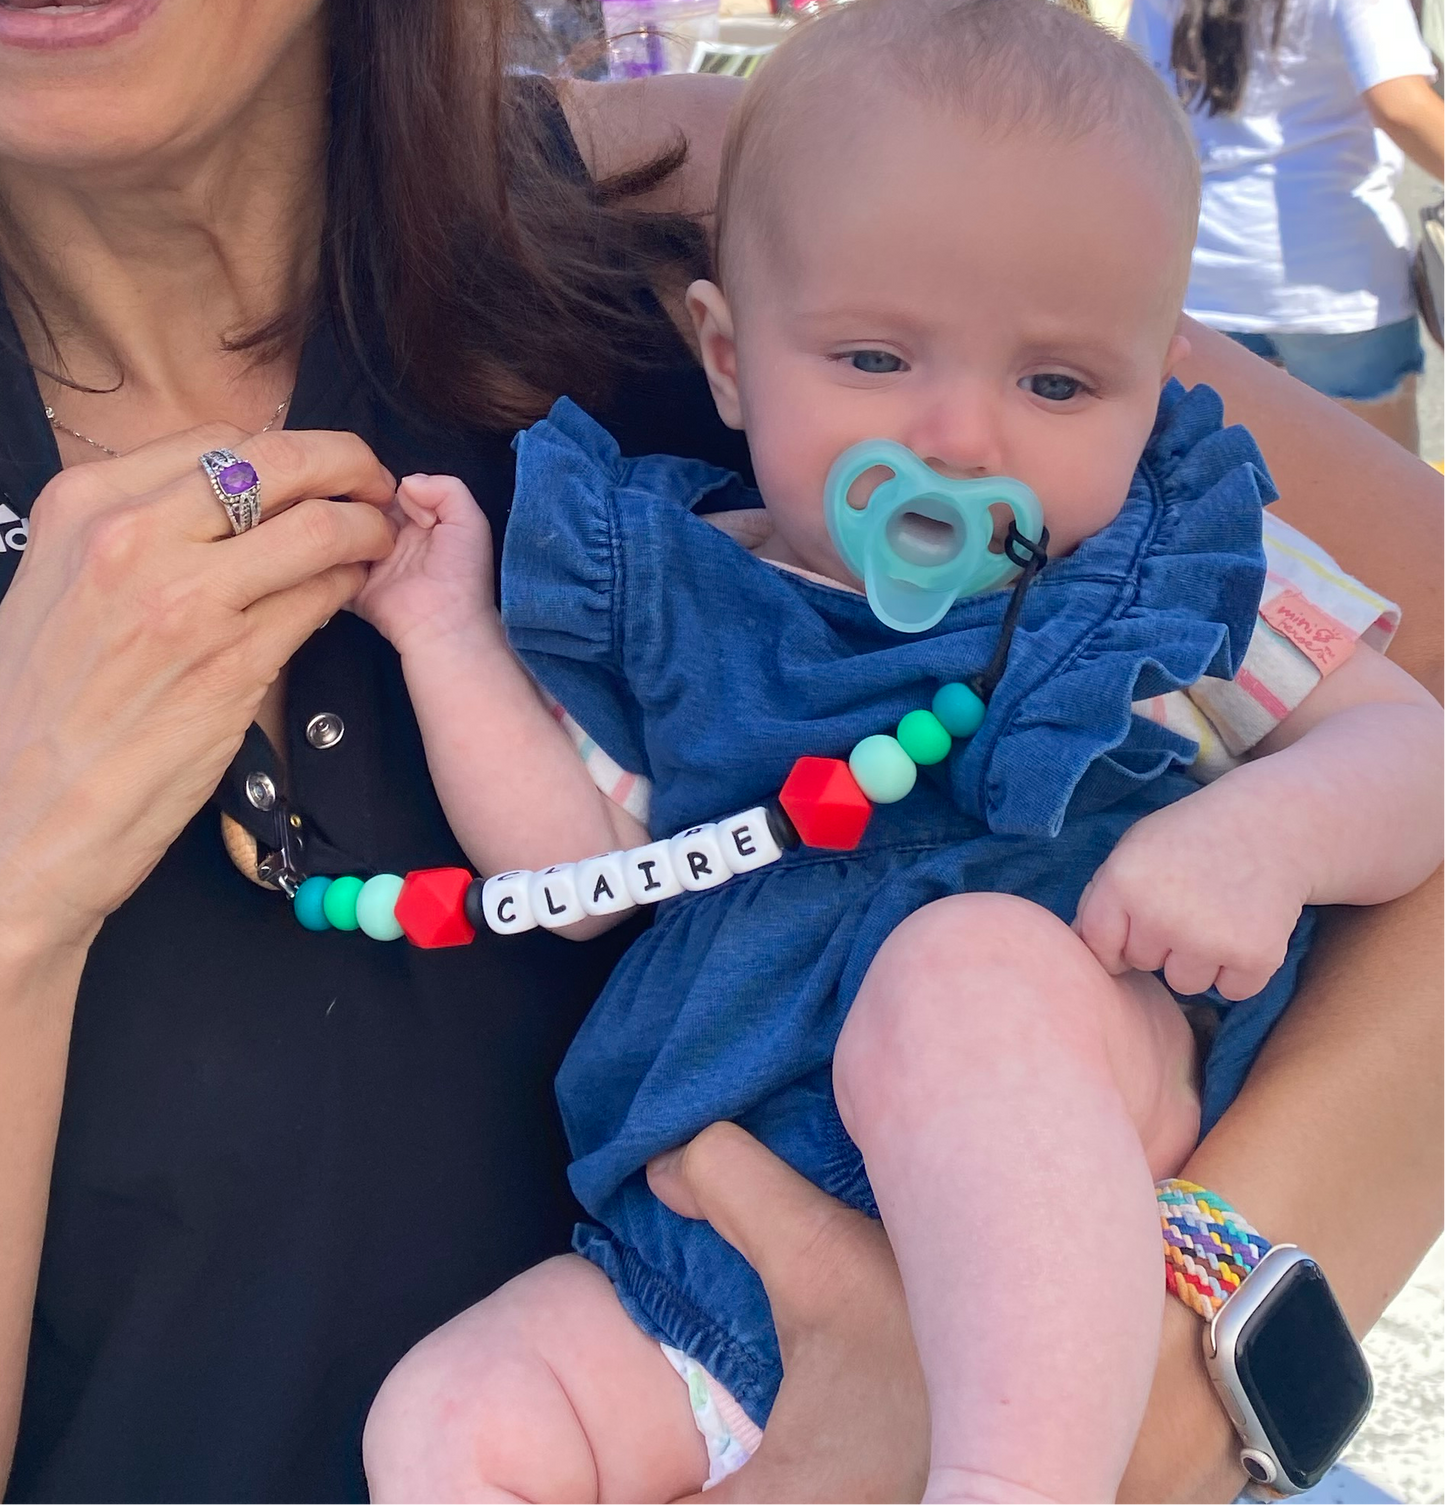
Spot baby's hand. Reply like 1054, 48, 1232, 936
352, 474, 497, 654
1073, 785, 1309, 1001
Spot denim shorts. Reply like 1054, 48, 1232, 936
1227, 318, 1425, 402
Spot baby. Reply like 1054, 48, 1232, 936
357, 2, 1442, 1500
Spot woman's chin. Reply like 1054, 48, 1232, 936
0, 0, 161, 52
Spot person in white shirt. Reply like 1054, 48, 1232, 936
1130, 0, 1442, 449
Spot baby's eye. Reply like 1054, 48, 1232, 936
846, 350, 906, 374
1022, 372, 1084, 402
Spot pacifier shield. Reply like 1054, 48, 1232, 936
824, 440, 1044, 633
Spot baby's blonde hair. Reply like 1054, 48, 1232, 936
714, 0, 1201, 289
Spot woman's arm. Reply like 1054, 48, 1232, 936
1089, 333, 1444, 1499
1363, 74, 1444, 179
1176, 319, 1442, 696
0, 426, 396, 1489
0, 939, 87, 1489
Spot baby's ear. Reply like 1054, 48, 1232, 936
1162, 325, 1192, 381
686, 279, 744, 430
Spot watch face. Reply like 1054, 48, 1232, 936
1235, 1260, 1373, 1491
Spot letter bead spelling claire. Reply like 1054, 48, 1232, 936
476, 870, 535, 934
624, 840, 686, 907
670, 825, 730, 892
471, 807, 788, 935
577, 852, 633, 916
717, 808, 784, 872
530, 865, 585, 928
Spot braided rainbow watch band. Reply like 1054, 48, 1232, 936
1158, 1179, 1273, 1320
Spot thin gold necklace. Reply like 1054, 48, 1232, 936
45, 391, 292, 459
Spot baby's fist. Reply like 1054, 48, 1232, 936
352, 473, 496, 654
1073, 793, 1307, 1001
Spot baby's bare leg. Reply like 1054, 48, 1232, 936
364, 1255, 708, 1504
834, 893, 1199, 1504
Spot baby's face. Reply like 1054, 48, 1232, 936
694, 100, 1192, 580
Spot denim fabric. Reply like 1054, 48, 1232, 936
1227, 319, 1426, 402
502, 382, 1304, 1428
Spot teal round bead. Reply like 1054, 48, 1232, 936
896, 708, 952, 766
849, 734, 917, 804
293, 875, 333, 931
932, 681, 986, 739
321, 873, 365, 932
356, 873, 406, 941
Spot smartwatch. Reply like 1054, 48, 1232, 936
1157, 1180, 1374, 1495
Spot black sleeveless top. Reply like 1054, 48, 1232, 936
0, 114, 750, 1504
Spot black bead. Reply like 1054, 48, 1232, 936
764, 798, 800, 850
463, 877, 487, 931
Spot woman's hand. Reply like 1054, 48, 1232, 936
648, 1122, 929, 1503
0, 424, 396, 955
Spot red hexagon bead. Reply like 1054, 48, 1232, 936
778, 756, 873, 850
395, 867, 477, 948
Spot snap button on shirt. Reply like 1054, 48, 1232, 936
305, 711, 345, 749
245, 771, 278, 811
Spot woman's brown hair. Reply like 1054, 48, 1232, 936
297, 0, 711, 427
1170, 0, 1288, 117
16, 0, 709, 431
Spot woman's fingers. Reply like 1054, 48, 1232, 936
0, 421, 400, 948
213, 496, 396, 609
28, 425, 398, 546
171, 428, 398, 540
648, 1122, 865, 1300
649, 1123, 929, 1504
243, 563, 373, 667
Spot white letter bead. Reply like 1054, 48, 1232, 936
718, 807, 783, 874
669, 824, 730, 892
576, 852, 635, 916
623, 840, 684, 905
529, 864, 585, 929
481, 871, 538, 935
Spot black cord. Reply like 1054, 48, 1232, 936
967, 523, 1049, 705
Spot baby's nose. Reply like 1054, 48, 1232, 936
923, 455, 993, 480
906, 390, 1005, 478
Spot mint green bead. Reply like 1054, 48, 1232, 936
293, 875, 333, 931
356, 873, 406, 941
849, 734, 917, 804
896, 708, 952, 765
932, 681, 986, 739
321, 873, 365, 932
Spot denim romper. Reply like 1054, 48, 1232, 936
501, 382, 1314, 1428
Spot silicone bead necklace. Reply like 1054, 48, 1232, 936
286, 677, 991, 947
257, 456, 1051, 947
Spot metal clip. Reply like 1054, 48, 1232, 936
255, 800, 308, 898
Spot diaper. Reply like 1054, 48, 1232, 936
660, 1344, 763, 1489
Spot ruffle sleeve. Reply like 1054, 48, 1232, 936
501, 397, 740, 794
956, 381, 1276, 837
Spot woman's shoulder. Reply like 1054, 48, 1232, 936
557, 73, 743, 216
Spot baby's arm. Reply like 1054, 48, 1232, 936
1076, 645, 1442, 999
353, 476, 647, 931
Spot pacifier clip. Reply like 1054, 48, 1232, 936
219, 444, 1049, 945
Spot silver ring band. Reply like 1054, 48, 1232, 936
198, 448, 262, 535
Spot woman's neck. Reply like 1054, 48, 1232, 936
0, 29, 326, 449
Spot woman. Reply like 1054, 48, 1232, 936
1129, 0, 1443, 451
0, 1, 1437, 1501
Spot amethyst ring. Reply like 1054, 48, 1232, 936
198, 448, 262, 535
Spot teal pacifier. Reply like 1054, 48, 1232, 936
824, 441, 1045, 634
